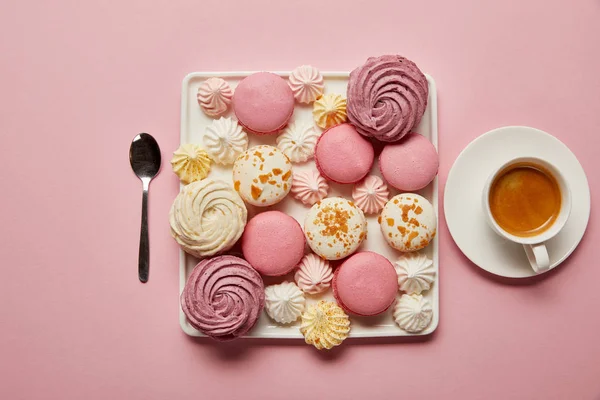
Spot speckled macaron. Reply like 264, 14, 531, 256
241, 211, 305, 276
233, 72, 295, 135
379, 193, 437, 252
333, 252, 398, 316
379, 133, 438, 191
314, 123, 374, 184
303, 197, 367, 260
232, 145, 293, 206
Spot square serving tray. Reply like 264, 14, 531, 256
178, 71, 439, 338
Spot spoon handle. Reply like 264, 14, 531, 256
138, 179, 150, 283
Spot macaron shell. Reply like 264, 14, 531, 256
379, 132, 439, 191
314, 123, 374, 184
241, 211, 305, 276
233, 72, 295, 135
332, 252, 398, 316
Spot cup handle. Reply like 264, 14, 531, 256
523, 243, 550, 274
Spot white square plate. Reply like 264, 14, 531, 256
178, 71, 439, 338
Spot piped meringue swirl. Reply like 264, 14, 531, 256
181, 255, 265, 340
347, 55, 428, 142
169, 179, 247, 258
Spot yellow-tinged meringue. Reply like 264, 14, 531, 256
300, 300, 350, 350
313, 93, 347, 129
288, 65, 324, 104
170, 144, 212, 184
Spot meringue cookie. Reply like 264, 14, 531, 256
288, 65, 324, 104
313, 93, 347, 129
170, 144, 212, 184
169, 179, 247, 258
304, 197, 367, 260
393, 294, 433, 333
300, 300, 350, 350
204, 117, 248, 165
291, 169, 328, 206
352, 175, 389, 214
294, 254, 333, 295
232, 145, 292, 207
380, 193, 437, 252
276, 122, 319, 163
197, 77, 233, 117
181, 255, 264, 341
347, 55, 428, 142
264, 282, 305, 324
395, 252, 436, 294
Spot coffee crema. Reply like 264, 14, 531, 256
489, 163, 561, 237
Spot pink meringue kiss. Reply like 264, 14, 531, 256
352, 175, 389, 214
291, 169, 329, 206
197, 77, 233, 117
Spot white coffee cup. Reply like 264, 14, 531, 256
482, 157, 572, 274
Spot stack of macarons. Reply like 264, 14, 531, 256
172, 55, 438, 348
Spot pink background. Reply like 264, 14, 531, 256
1, 0, 599, 398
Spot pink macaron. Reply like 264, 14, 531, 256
233, 72, 295, 135
314, 123, 375, 184
332, 252, 398, 316
241, 211, 305, 276
379, 132, 439, 191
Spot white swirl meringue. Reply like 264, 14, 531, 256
264, 282, 305, 324
276, 123, 319, 163
393, 294, 433, 333
288, 65, 325, 104
204, 117, 248, 165
169, 179, 247, 258
291, 169, 328, 206
294, 254, 333, 294
395, 252, 436, 294
197, 77, 233, 117
352, 175, 389, 214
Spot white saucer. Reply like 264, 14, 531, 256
444, 126, 591, 278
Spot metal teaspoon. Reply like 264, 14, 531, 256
129, 133, 161, 283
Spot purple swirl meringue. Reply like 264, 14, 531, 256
181, 255, 265, 341
347, 55, 428, 142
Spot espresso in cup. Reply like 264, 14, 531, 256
489, 162, 561, 237
482, 157, 571, 273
